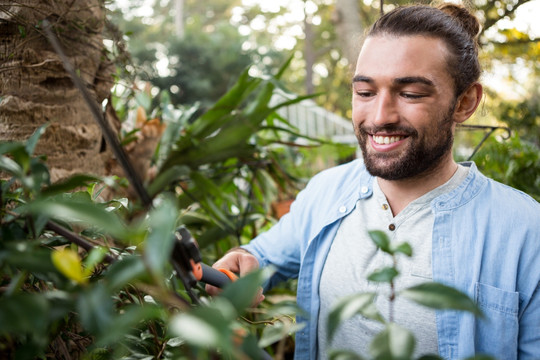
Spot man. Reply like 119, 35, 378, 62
208, 3, 540, 359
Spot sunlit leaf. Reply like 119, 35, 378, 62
51, 247, 88, 284
401, 282, 483, 317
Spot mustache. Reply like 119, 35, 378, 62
356, 124, 418, 137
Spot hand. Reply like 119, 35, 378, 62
205, 248, 265, 305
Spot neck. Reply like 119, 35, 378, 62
377, 154, 458, 216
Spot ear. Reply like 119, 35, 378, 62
453, 83, 483, 124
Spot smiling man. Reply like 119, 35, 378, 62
208, 3, 540, 359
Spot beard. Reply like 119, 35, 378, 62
355, 105, 455, 181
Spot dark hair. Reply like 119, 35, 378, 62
367, 4, 481, 97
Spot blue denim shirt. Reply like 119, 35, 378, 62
244, 159, 540, 359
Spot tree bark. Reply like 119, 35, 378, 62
0, 0, 115, 181
332, 0, 364, 70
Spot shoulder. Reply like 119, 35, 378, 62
307, 158, 368, 188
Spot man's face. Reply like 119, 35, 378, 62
352, 35, 458, 180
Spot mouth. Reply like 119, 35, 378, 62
372, 135, 407, 145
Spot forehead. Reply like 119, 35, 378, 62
355, 35, 452, 86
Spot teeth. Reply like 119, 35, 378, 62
373, 135, 404, 145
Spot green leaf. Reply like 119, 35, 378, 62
369, 323, 415, 360
258, 320, 304, 348
77, 283, 115, 334
95, 304, 165, 347
25, 123, 49, 155
83, 246, 109, 277
143, 196, 178, 276
103, 255, 148, 291
0, 293, 50, 334
169, 298, 236, 351
368, 230, 392, 254
0, 155, 23, 176
328, 349, 366, 360
327, 292, 384, 342
25, 197, 131, 242
220, 267, 273, 315
391, 242, 413, 257
401, 282, 483, 317
368, 267, 399, 283
41, 174, 102, 197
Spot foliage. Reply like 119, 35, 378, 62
474, 134, 540, 202
0, 64, 319, 359
326, 231, 490, 360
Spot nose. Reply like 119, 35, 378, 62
372, 91, 399, 127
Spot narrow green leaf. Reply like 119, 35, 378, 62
368, 230, 392, 254
369, 323, 415, 360
327, 292, 384, 342
368, 267, 399, 283
25, 197, 131, 241
25, 123, 49, 155
0, 155, 23, 176
148, 165, 190, 195
41, 174, 102, 197
143, 196, 178, 276
401, 282, 483, 317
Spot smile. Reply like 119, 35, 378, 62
372, 135, 406, 145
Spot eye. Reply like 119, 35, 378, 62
355, 90, 375, 98
401, 92, 426, 99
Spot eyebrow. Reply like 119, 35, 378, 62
352, 75, 434, 87
394, 76, 434, 87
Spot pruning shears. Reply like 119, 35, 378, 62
171, 227, 237, 299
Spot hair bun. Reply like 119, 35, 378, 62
438, 3, 480, 39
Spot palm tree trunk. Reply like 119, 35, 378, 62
0, 0, 115, 181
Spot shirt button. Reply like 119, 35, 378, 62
361, 186, 369, 194
382, 204, 389, 210
388, 223, 396, 231
339, 206, 347, 213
